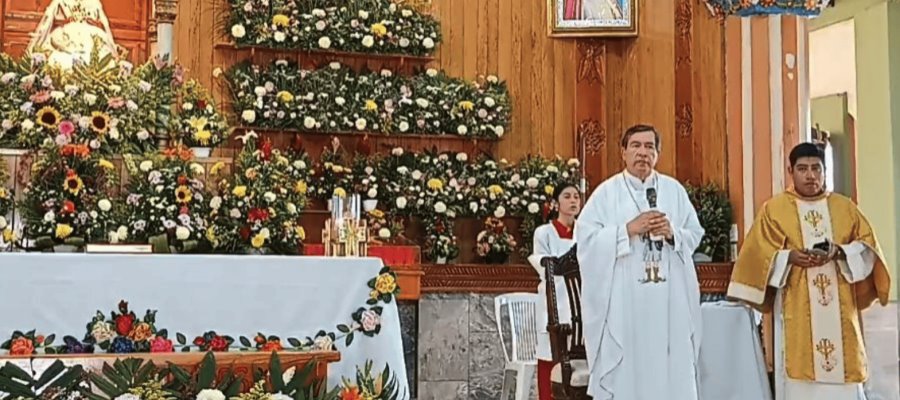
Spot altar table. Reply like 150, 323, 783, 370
0, 254, 409, 398
699, 301, 772, 400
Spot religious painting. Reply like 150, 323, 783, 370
548, 0, 638, 38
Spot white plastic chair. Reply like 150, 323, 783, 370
495, 293, 539, 400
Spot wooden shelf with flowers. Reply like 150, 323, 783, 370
214, 43, 434, 75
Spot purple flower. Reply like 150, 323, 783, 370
178, 214, 192, 226
63, 336, 94, 354
127, 194, 143, 206
110, 337, 135, 353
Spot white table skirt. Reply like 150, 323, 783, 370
0, 253, 408, 398
699, 301, 772, 400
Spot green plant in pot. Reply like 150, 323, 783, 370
685, 183, 733, 262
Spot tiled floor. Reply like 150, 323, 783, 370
862, 302, 899, 400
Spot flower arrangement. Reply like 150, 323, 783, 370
1, 330, 55, 356
423, 217, 458, 263
83, 300, 174, 354
339, 360, 402, 400
208, 133, 309, 254
705, 0, 831, 17
366, 209, 404, 243
189, 331, 234, 352
475, 217, 517, 264
0, 159, 12, 242
226, 0, 441, 57
311, 137, 354, 200
510, 155, 581, 256
175, 80, 230, 150
119, 150, 211, 253
226, 60, 510, 139
686, 182, 733, 262
17, 144, 117, 249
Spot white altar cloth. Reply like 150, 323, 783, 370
0, 253, 408, 398
698, 301, 772, 400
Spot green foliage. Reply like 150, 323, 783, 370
686, 183, 733, 262
0, 359, 84, 400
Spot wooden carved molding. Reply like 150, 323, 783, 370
676, 0, 694, 41
577, 119, 606, 156
676, 104, 694, 138
155, 0, 179, 23
421, 264, 540, 294
576, 40, 605, 84
696, 262, 734, 294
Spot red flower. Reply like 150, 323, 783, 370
260, 139, 273, 161
210, 336, 228, 352
180, 206, 189, 215
177, 175, 188, 185
248, 208, 269, 223
9, 337, 34, 356
150, 337, 174, 353
197, 100, 207, 110
115, 314, 136, 336
193, 336, 205, 346
35, 335, 44, 345
239, 225, 251, 240
254, 335, 266, 344
61, 200, 76, 214
261, 340, 283, 352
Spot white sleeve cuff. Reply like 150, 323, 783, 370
768, 250, 792, 288
837, 242, 876, 283
615, 225, 632, 258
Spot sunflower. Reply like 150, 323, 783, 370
175, 185, 193, 204
36, 107, 61, 129
63, 170, 83, 196
90, 111, 110, 135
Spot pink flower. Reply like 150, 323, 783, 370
360, 310, 381, 332
150, 336, 174, 353
108, 97, 126, 109
30, 91, 51, 104
58, 120, 75, 136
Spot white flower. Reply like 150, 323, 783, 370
1, 119, 12, 130
43, 211, 55, 222
412, 170, 423, 180
329, 62, 341, 70
381, 69, 393, 78
415, 98, 430, 108
197, 389, 226, 400
399, 121, 409, 132
78, 116, 91, 129
210, 196, 222, 210
293, 160, 307, 169
494, 206, 506, 219
50, 91, 65, 100
212, 67, 223, 78
313, 335, 333, 351
456, 153, 468, 162
271, 394, 292, 400
98, 199, 112, 212
287, 203, 297, 214
399, 38, 410, 48
263, 192, 277, 202
546, 165, 559, 173
367, 188, 378, 198
260, 228, 271, 239
355, 118, 367, 131
487, 75, 499, 83
137, 129, 150, 141
391, 147, 404, 156
312, 8, 326, 17
526, 177, 539, 188
318, 36, 332, 49
494, 126, 505, 137
83, 93, 97, 105
457, 125, 468, 135
568, 158, 581, 167
242, 110, 257, 123
302, 116, 317, 129
21, 120, 34, 131
231, 24, 246, 38
423, 37, 435, 49
402, 9, 413, 17
469, 202, 479, 213
0, 217, 6, 230
139, 80, 153, 92
274, 31, 287, 42
434, 202, 447, 214
90, 139, 100, 149
528, 203, 540, 214
109, 84, 122, 93
229, 208, 241, 218
254, 86, 266, 97
359, 10, 369, 19
426, 68, 438, 77
116, 226, 128, 241
315, 20, 327, 31
139, 161, 153, 172
396, 197, 407, 209
362, 35, 375, 48
484, 97, 496, 107
174, 227, 190, 240
91, 321, 115, 343
378, 228, 391, 239
108, 127, 121, 140
190, 163, 205, 175
282, 367, 296, 384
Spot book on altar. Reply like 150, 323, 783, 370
85, 244, 153, 254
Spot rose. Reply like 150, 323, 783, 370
111, 337, 135, 353
313, 335, 333, 351
91, 321, 115, 343
261, 339, 283, 352
115, 314, 136, 336
9, 337, 34, 355
210, 336, 229, 351
360, 310, 381, 332
129, 322, 153, 342
150, 336, 174, 353
197, 389, 226, 400
374, 273, 397, 294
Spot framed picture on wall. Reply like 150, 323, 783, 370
548, 0, 638, 37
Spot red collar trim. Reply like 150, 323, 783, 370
552, 219, 574, 239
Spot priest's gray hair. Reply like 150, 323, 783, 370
620, 124, 661, 150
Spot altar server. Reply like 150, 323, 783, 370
528, 182, 581, 400
729, 142, 891, 400
575, 124, 704, 400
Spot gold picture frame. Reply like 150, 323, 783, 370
548, 0, 638, 38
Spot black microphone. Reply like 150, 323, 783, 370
646, 188, 664, 242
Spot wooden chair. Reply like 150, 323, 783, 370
542, 244, 591, 399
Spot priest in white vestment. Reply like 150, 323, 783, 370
729, 143, 892, 400
575, 125, 704, 400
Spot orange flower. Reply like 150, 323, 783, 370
340, 387, 362, 400
163, 146, 194, 161
261, 339, 283, 352
9, 337, 34, 356
61, 144, 91, 158
129, 323, 153, 342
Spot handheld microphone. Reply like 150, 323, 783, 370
646, 188, 664, 242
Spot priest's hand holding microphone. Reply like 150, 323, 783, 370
625, 188, 673, 241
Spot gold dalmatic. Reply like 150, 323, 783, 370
727, 191, 892, 384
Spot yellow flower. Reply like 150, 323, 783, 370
369, 290, 379, 300
294, 180, 308, 194
36, 106, 61, 129
251, 233, 266, 248
232, 185, 247, 197
369, 209, 385, 219
175, 185, 193, 204
90, 111, 110, 135
98, 159, 115, 170
364, 100, 377, 111
2, 228, 13, 242
544, 185, 555, 196
64, 174, 83, 196
277, 91, 294, 103
488, 184, 503, 195
459, 101, 475, 111
268, 207, 278, 218
296, 226, 306, 241
333, 187, 346, 198
206, 226, 217, 243
0, 188, 8, 199
188, 116, 208, 131
375, 273, 397, 294
194, 129, 212, 145
272, 14, 290, 27
426, 178, 443, 191
371, 23, 388, 37
210, 161, 226, 176
55, 224, 73, 239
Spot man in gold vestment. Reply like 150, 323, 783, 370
728, 143, 891, 399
